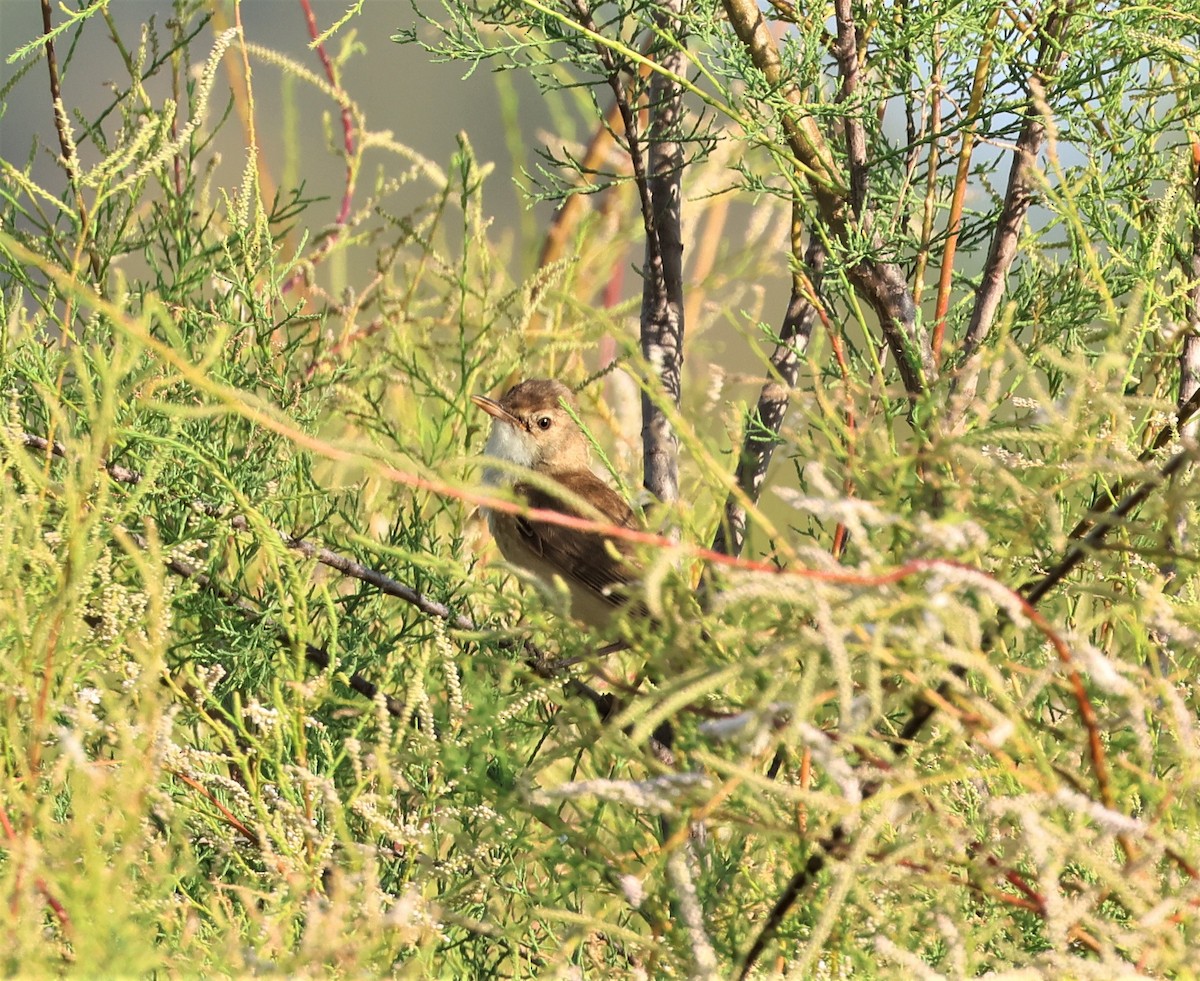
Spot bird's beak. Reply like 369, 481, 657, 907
471, 393, 521, 427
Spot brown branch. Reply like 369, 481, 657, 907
40, 0, 78, 190
911, 38, 942, 308
124, 528, 412, 721
949, 4, 1080, 420
281, 0, 359, 298
562, 0, 686, 500
0, 802, 73, 935
722, 0, 932, 398
300, 0, 356, 226
18, 432, 142, 484
39, 0, 101, 286
738, 438, 1192, 975
738, 526, 1142, 977
832, 0, 867, 217
227, 512, 480, 632
14, 432, 477, 633
1184, 136, 1200, 432
169, 769, 261, 847
1063, 384, 1200, 543
534, 39, 654, 288
930, 7, 1001, 364
1182, 338, 1200, 439
1025, 437, 1198, 606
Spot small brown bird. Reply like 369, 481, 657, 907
472, 379, 642, 628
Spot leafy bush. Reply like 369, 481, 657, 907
2, 1, 1200, 976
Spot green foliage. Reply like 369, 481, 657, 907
3, 1, 1200, 978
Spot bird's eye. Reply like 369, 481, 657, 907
536, 416, 552, 430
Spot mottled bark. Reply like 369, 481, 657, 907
712, 237, 826, 557
639, 0, 687, 503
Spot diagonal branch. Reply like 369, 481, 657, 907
123, 528, 411, 721
948, 4, 1080, 423
738, 419, 1196, 978
16, 431, 616, 724
712, 229, 826, 557
38, 0, 101, 286
722, 0, 932, 398
930, 6, 1002, 364
1183, 136, 1200, 435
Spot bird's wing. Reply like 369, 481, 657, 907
512, 471, 639, 606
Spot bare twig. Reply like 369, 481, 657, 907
949, 4, 1079, 420
832, 0, 867, 217
169, 769, 261, 846
230, 512, 480, 631
930, 7, 1001, 364
38, 0, 101, 286
1182, 338, 1200, 438
300, 0, 355, 226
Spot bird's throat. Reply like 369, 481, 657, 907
482, 422, 537, 486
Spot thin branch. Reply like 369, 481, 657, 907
19, 432, 143, 484
1183, 135, 1200, 433
231, 512, 480, 631
38, 0, 101, 286
1025, 440, 1198, 606
300, 0, 356, 225
533, 39, 654, 290
281, 0, 359, 298
930, 6, 1001, 364
711, 232, 826, 557
737, 441, 1197, 976
17, 431, 622, 727
722, 0, 932, 398
124, 528, 411, 721
832, 0, 867, 217
40, 0, 78, 190
169, 769, 261, 846
563, 0, 685, 501
737, 526, 1139, 977
1063, 384, 1200, 543
949, 4, 1079, 420
1182, 337, 1200, 440
911, 34, 942, 308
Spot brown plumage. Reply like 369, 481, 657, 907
473, 379, 641, 627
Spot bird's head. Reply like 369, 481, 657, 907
472, 378, 591, 479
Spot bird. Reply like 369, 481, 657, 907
472, 378, 643, 629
